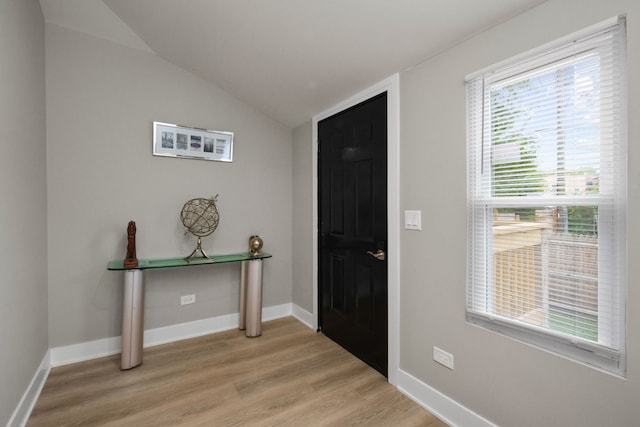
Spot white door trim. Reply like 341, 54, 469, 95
312, 74, 400, 386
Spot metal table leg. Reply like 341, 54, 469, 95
121, 269, 144, 370
239, 261, 247, 331
241, 259, 263, 337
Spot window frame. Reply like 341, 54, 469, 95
466, 16, 627, 375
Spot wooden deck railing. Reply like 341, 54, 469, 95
493, 222, 547, 320
492, 220, 598, 326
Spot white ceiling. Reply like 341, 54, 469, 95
40, 0, 546, 128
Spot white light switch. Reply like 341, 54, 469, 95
404, 210, 421, 230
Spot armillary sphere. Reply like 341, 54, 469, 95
180, 195, 219, 260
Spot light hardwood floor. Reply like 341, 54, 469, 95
28, 317, 447, 426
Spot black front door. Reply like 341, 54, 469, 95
318, 92, 388, 376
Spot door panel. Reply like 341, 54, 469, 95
330, 254, 346, 314
355, 261, 374, 331
355, 159, 374, 240
319, 92, 387, 376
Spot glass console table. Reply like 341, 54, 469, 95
108, 252, 272, 370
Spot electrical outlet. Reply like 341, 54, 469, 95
433, 346, 454, 370
180, 294, 196, 305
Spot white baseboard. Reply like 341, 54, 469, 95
143, 312, 241, 348
263, 303, 294, 322
397, 369, 496, 427
8, 350, 51, 427
50, 336, 121, 367
291, 304, 314, 329
50, 303, 295, 367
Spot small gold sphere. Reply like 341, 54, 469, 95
249, 235, 263, 255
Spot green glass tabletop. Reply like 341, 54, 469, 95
108, 252, 272, 271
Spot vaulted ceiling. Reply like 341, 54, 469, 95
40, 0, 546, 128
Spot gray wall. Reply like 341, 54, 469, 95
0, 0, 48, 424
45, 24, 293, 347
398, 0, 640, 425
292, 120, 313, 313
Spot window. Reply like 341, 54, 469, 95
466, 17, 626, 374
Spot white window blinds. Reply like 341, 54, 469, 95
466, 17, 626, 374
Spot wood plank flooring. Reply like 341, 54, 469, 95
28, 317, 447, 426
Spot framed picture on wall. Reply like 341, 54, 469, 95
152, 121, 233, 162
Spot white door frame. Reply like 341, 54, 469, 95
312, 74, 400, 386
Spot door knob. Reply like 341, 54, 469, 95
367, 249, 385, 261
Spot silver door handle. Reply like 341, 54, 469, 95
367, 250, 385, 261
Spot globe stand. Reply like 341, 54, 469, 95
185, 237, 212, 261
180, 196, 220, 262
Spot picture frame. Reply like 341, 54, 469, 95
152, 121, 233, 162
